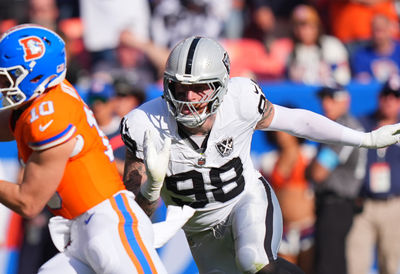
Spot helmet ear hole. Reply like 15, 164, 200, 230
43, 37, 51, 45
30, 75, 43, 83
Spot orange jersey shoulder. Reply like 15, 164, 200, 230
13, 80, 125, 219
16, 81, 81, 154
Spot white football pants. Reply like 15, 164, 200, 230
185, 177, 283, 273
39, 190, 167, 274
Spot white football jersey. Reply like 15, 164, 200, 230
121, 77, 268, 232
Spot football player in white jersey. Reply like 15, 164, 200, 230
120, 36, 400, 274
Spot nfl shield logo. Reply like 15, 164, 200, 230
197, 157, 206, 166
216, 137, 233, 157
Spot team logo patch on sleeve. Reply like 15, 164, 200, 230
19, 36, 45, 61
216, 137, 233, 157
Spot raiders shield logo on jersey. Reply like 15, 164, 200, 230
216, 137, 233, 157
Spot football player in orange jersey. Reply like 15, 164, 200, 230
0, 24, 171, 273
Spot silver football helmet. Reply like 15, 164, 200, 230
163, 36, 230, 128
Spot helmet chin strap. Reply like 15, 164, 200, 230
178, 117, 206, 128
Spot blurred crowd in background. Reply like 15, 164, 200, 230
1, 0, 400, 273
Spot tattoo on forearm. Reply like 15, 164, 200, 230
124, 168, 143, 195
123, 150, 159, 216
135, 192, 158, 217
123, 151, 146, 195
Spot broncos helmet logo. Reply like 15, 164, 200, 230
19, 36, 45, 61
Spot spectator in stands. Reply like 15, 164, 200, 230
118, 29, 170, 81
150, 0, 232, 49
88, 73, 146, 176
222, 2, 292, 80
265, 129, 315, 274
256, 0, 310, 37
92, 35, 160, 92
317, 0, 399, 48
58, 18, 90, 87
0, 0, 25, 24
286, 4, 351, 86
111, 76, 145, 176
221, 0, 245, 39
346, 75, 400, 274
57, 0, 79, 20
27, 0, 59, 31
79, 0, 151, 66
307, 86, 366, 274
113, 76, 145, 119
350, 13, 400, 83
86, 72, 124, 175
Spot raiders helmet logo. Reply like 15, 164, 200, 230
222, 52, 230, 75
19, 36, 45, 61
216, 137, 233, 157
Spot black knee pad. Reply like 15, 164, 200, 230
258, 257, 305, 274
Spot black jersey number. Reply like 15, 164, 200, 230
258, 93, 266, 114
251, 81, 266, 114
165, 157, 245, 208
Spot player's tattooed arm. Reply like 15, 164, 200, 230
255, 99, 275, 130
123, 149, 159, 217
135, 192, 159, 217
123, 149, 144, 195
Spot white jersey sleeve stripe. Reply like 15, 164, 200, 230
29, 124, 76, 151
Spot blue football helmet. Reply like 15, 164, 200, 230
0, 24, 66, 109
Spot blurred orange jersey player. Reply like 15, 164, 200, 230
12, 79, 124, 219
0, 24, 167, 273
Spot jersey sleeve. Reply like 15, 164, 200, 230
25, 96, 78, 151
231, 77, 267, 127
120, 109, 146, 160
121, 98, 170, 161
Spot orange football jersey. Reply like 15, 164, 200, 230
11, 80, 125, 219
